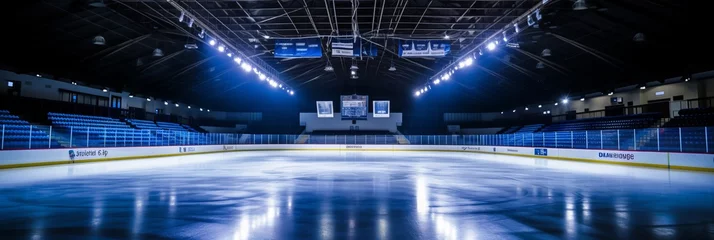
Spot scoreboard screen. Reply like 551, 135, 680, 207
316, 101, 334, 118
373, 100, 390, 118
341, 95, 368, 120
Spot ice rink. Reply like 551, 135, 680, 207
0, 151, 713, 239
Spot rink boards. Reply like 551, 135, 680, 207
0, 144, 712, 171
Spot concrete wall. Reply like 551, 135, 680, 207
299, 113, 403, 132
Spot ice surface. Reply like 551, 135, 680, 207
0, 151, 713, 239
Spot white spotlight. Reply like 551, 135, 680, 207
227, 52, 232, 57
200, 108, 203, 111
486, 42, 496, 51
501, 112, 504, 114
233, 57, 242, 64
513, 110, 516, 113
209, 39, 217, 46
525, 107, 529, 111
442, 73, 450, 81
129, 94, 134, 98
458, 61, 466, 68
218, 45, 225, 52
102, 88, 108, 92
420, 89, 424, 94
443, 35, 450, 39
538, 105, 542, 108
207, 109, 210, 112
351, 70, 356, 75
259, 74, 266, 80
554, 102, 559, 106
175, 103, 179, 107
146, 98, 151, 102
514, 23, 520, 33
580, 98, 585, 101
263, 35, 270, 39
433, 79, 441, 85
279, 84, 283, 88
415, 91, 420, 96
188, 106, 191, 109
269, 81, 278, 88
465, 58, 473, 66
608, 92, 614, 96
562, 99, 569, 104
289, 90, 294, 95
640, 86, 646, 90
241, 62, 252, 72
503, 32, 508, 42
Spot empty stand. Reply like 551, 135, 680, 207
0, 110, 59, 149
539, 113, 661, 132
307, 131, 398, 144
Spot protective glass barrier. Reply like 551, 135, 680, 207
1, 125, 713, 153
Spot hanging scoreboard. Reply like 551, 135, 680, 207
341, 95, 368, 120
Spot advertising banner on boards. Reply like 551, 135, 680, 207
398, 40, 451, 57
274, 38, 322, 58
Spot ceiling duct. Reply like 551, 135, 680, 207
573, 0, 588, 10
92, 35, 106, 45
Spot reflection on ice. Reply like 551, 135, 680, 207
0, 151, 712, 239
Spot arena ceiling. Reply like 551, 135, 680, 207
0, 0, 700, 112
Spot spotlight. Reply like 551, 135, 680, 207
234, 57, 242, 64
443, 35, 450, 39
198, 29, 205, 39
538, 105, 542, 108
227, 52, 232, 57
640, 86, 646, 90
146, 98, 151, 102
465, 58, 473, 66
253, 67, 258, 74
129, 94, 134, 98
547, 111, 551, 114
351, 70, 356, 75
442, 73, 450, 81
514, 23, 520, 33
270, 81, 278, 88
351, 75, 359, 79
415, 91, 421, 96
580, 98, 585, 101
543, 111, 547, 115
685, 78, 690, 82
562, 99, 569, 104
200, 108, 203, 111
209, 39, 217, 46
486, 42, 496, 51
259, 74, 266, 80
554, 102, 558, 106
207, 109, 210, 112
458, 61, 466, 68
175, 103, 179, 107
513, 110, 516, 113
71, 82, 77, 85
433, 79, 441, 85
279, 84, 283, 88
501, 112, 504, 114
164, 101, 168, 105
218, 45, 225, 52
263, 35, 270, 39
525, 107, 529, 111
188, 106, 191, 109
608, 92, 614, 96
420, 89, 424, 94
502, 32, 508, 42
241, 62, 252, 72
289, 90, 294, 95
102, 88, 108, 92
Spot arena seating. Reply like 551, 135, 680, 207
126, 119, 161, 130
308, 131, 398, 144
539, 113, 661, 132
515, 124, 544, 133
48, 113, 158, 147
664, 108, 714, 128
499, 126, 520, 134
1, 110, 60, 149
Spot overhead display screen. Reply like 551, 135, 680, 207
341, 95, 368, 120
373, 101, 390, 118
316, 101, 334, 118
